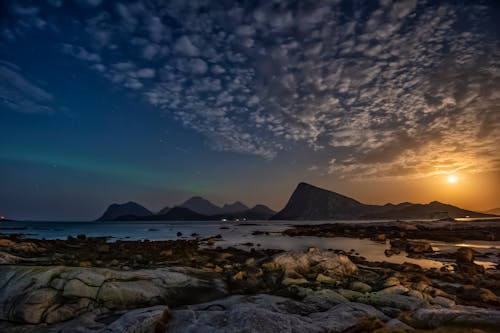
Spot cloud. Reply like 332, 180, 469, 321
0, 61, 53, 114
6, 0, 497, 177
173, 36, 199, 57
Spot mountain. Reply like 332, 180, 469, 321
484, 207, 500, 216
97, 202, 152, 221
157, 206, 170, 215
154, 207, 208, 220
244, 205, 276, 220
113, 207, 209, 221
271, 182, 492, 220
221, 201, 249, 214
180, 196, 222, 215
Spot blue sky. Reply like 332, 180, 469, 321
1, 0, 499, 220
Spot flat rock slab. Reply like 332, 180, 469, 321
167, 294, 388, 333
0, 265, 227, 325
410, 305, 500, 331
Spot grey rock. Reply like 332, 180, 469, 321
0, 265, 227, 324
410, 306, 500, 330
167, 294, 388, 333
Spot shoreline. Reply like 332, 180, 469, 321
1, 222, 500, 332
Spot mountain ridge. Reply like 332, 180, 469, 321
271, 182, 491, 220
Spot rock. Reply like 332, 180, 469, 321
10, 242, 45, 254
316, 273, 335, 284
232, 271, 246, 281
102, 305, 169, 333
0, 265, 227, 324
271, 250, 357, 286
410, 306, 500, 330
282, 276, 308, 286
0, 239, 15, 247
384, 318, 415, 331
245, 258, 256, 266
406, 240, 433, 253
382, 276, 400, 288
460, 286, 499, 304
455, 247, 486, 274
167, 294, 388, 333
0, 251, 22, 264
96, 244, 110, 253
390, 239, 433, 253
160, 249, 172, 256
79, 261, 92, 268
373, 234, 386, 242
302, 288, 349, 306
350, 281, 372, 293
431, 296, 456, 308
357, 290, 426, 311
337, 289, 364, 301
456, 247, 475, 263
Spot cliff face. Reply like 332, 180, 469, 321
271, 182, 370, 220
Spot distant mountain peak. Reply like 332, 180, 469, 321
97, 201, 152, 221
181, 196, 222, 215
221, 201, 249, 214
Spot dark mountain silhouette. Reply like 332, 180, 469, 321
113, 207, 210, 221
157, 206, 170, 215
484, 207, 500, 216
221, 201, 249, 214
245, 205, 276, 220
180, 196, 222, 215
271, 182, 492, 220
97, 202, 152, 221
109, 203, 277, 221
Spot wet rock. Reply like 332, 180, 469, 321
456, 247, 475, 263
0, 265, 227, 324
390, 239, 433, 253
372, 234, 386, 242
455, 247, 486, 274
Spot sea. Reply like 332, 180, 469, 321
1, 219, 499, 270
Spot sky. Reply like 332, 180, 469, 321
0, 0, 499, 220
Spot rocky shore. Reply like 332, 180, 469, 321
0, 233, 499, 332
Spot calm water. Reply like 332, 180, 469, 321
1, 220, 498, 269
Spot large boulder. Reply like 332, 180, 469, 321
0, 265, 227, 325
409, 306, 500, 330
167, 294, 388, 333
271, 250, 357, 285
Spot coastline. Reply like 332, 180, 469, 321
1, 219, 500, 332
